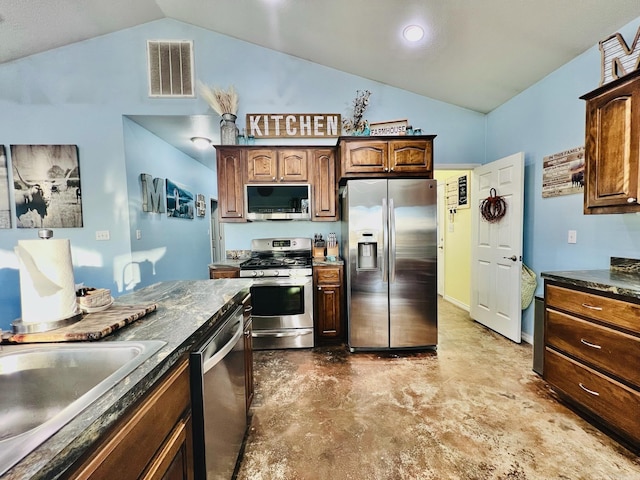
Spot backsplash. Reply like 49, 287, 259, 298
610, 257, 640, 274
226, 250, 251, 260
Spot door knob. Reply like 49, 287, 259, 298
503, 255, 517, 262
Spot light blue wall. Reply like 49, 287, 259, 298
0, 19, 485, 331
3, 15, 637, 336
486, 16, 640, 336
123, 118, 216, 290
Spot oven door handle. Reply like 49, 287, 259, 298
252, 328, 314, 338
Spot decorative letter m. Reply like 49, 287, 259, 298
140, 174, 166, 213
599, 28, 640, 85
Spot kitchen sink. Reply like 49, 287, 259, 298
0, 340, 166, 476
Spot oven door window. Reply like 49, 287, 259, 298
251, 285, 304, 316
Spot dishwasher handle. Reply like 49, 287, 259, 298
202, 307, 243, 374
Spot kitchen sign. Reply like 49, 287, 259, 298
246, 113, 341, 138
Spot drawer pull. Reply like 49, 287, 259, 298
578, 383, 600, 396
581, 303, 603, 311
580, 338, 602, 349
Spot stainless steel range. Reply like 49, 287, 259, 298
240, 238, 314, 349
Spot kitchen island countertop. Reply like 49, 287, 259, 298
541, 269, 640, 300
3, 279, 252, 480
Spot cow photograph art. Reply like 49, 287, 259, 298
165, 179, 194, 219
11, 145, 84, 228
0, 146, 11, 228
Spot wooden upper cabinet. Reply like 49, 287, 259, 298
216, 148, 245, 221
341, 140, 388, 173
246, 148, 309, 183
312, 149, 337, 220
246, 149, 277, 182
389, 139, 432, 173
338, 136, 434, 181
581, 70, 640, 214
278, 149, 309, 182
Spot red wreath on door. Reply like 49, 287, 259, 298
480, 188, 507, 223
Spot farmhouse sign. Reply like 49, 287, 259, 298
599, 27, 640, 85
246, 113, 341, 138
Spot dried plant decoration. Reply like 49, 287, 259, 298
197, 81, 239, 116
342, 89, 372, 134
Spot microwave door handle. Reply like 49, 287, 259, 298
382, 197, 388, 283
389, 198, 396, 283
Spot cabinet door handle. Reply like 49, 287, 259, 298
580, 338, 601, 349
244, 305, 253, 313
581, 303, 602, 311
628, 197, 637, 203
578, 383, 600, 396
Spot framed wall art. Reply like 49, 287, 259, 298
166, 178, 194, 219
11, 144, 83, 228
196, 194, 206, 217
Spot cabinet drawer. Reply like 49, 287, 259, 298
315, 267, 341, 285
546, 309, 640, 386
546, 284, 640, 333
545, 348, 640, 444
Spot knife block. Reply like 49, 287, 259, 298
313, 246, 326, 258
326, 243, 339, 259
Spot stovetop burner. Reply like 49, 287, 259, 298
240, 237, 313, 277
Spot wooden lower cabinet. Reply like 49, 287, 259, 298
313, 265, 344, 343
66, 359, 193, 480
209, 265, 240, 279
544, 281, 640, 451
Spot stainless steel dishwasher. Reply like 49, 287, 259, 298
191, 303, 247, 480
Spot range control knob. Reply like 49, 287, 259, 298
273, 270, 280, 276
251, 271, 258, 278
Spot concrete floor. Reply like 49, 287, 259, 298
237, 299, 640, 480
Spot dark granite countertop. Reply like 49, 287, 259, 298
541, 269, 640, 300
312, 257, 345, 267
2, 279, 252, 480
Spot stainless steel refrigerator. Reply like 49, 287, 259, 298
341, 178, 437, 351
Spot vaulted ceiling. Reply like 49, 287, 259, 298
2, 0, 640, 113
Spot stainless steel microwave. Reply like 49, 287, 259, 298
245, 184, 311, 221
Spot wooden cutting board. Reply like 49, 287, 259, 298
9, 304, 157, 343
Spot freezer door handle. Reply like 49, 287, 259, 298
382, 197, 388, 283
389, 197, 396, 283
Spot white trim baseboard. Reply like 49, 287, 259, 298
443, 295, 470, 312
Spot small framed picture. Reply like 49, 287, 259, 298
196, 194, 206, 217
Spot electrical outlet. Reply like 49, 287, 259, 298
96, 230, 110, 241
568, 230, 577, 244
136, 229, 142, 240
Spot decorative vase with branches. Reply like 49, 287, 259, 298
198, 82, 240, 144
342, 89, 371, 135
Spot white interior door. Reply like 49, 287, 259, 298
437, 182, 445, 297
470, 153, 524, 343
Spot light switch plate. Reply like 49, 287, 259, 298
568, 230, 577, 244
96, 230, 110, 241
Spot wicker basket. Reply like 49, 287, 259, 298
521, 264, 537, 310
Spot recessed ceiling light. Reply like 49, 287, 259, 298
191, 137, 212, 150
403, 25, 424, 42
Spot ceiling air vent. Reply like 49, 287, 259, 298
147, 40, 194, 97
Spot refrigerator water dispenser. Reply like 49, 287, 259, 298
357, 235, 377, 270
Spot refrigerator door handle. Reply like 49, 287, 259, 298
382, 197, 388, 283
389, 197, 396, 283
